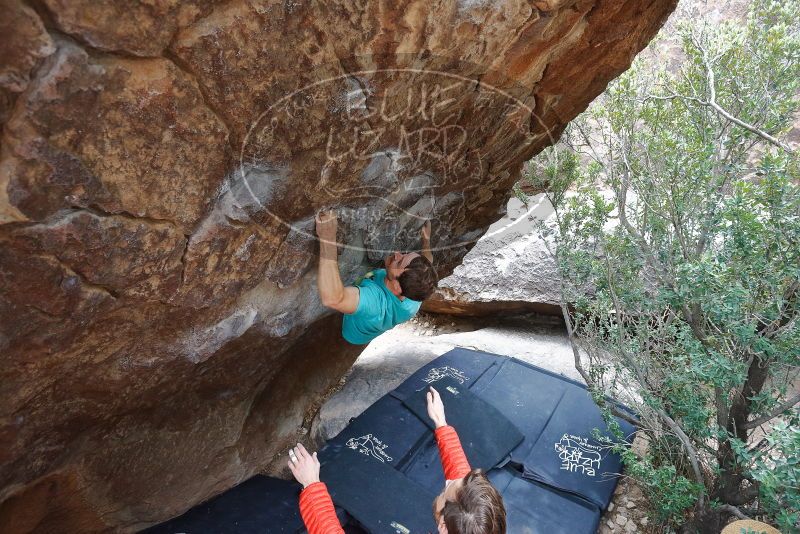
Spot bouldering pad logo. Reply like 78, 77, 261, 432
239, 56, 559, 256
346, 433, 393, 463
422, 365, 469, 385
445, 386, 460, 396
554, 433, 603, 477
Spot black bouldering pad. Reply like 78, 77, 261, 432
320, 448, 438, 534
487, 468, 601, 534
390, 347, 502, 401
145, 348, 636, 533
320, 394, 429, 471
470, 356, 567, 462
400, 376, 523, 489
518, 387, 634, 508
471, 357, 636, 509
142, 475, 305, 534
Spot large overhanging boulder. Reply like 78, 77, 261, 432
0, 0, 677, 531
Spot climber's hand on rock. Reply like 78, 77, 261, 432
426, 386, 447, 428
315, 210, 337, 244
288, 443, 321, 488
421, 220, 431, 242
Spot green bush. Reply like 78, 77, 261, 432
527, 1, 800, 531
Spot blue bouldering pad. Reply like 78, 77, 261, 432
470, 357, 636, 509
320, 394, 429, 471
319, 447, 438, 534
390, 347, 502, 401
144, 348, 635, 533
319, 371, 522, 529
400, 376, 523, 489
487, 467, 601, 534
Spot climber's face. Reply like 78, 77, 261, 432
384, 251, 419, 282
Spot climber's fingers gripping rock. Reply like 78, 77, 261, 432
315, 210, 338, 243
421, 220, 431, 241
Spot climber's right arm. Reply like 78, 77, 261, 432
420, 220, 433, 263
316, 210, 360, 314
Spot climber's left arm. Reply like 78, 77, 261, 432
420, 220, 433, 263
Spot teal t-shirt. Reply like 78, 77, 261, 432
342, 269, 421, 344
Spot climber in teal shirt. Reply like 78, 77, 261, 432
315, 210, 438, 344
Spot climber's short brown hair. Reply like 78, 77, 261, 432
398, 255, 438, 301
439, 469, 506, 534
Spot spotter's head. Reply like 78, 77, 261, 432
433, 469, 506, 534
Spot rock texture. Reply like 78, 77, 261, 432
0, 0, 677, 531
423, 194, 563, 317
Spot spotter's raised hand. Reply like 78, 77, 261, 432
426, 386, 447, 429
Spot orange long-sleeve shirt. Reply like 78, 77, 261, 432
298, 482, 344, 534
298, 425, 471, 534
434, 425, 471, 480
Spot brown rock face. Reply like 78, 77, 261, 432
0, 0, 676, 531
